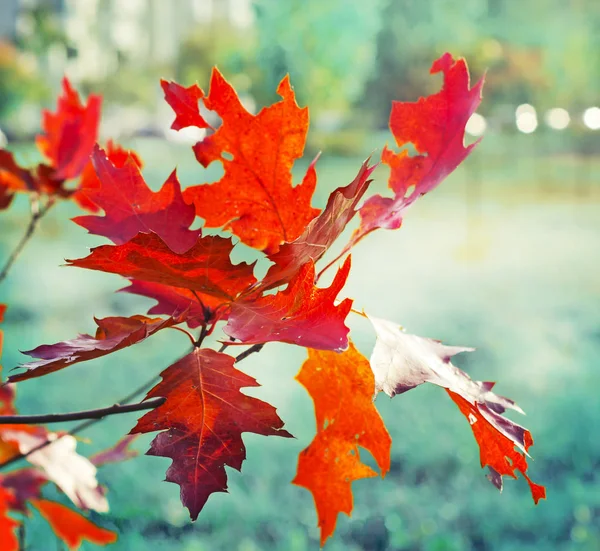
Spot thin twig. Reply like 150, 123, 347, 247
18, 523, 25, 551
0, 196, 54, 284
235, 344, 264, 363
0, 397, 165, 425
0, 375, 161, 471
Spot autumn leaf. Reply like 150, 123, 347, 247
162, 80, 210, 130
0, 486, 19, 551
368, 315, 544, 501
73, 139, 143, 212
224, 257, 353, 351
36, 77, 102, 180
90, 435, 139, 467
119, 280, 222, 327
31, 499, 117, 550
448, 391, 546, 504
9, 314, 184, 382
262, 159, 376, 289
68, 231, 256, 302
131, 348, 292, 519
183, 68, 319, 253
293, 343, 391, 545
352, 53, 483, 246
0, 150, 68, 197
72, 145, 200, 254
1, 432, 108, 512
1, 468, 48, 514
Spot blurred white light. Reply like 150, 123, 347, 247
516, 112, 538, 134
545, 108, 570, 130
466, 113, 487, 136
0, 128, 7, 148
516, 103, 536, 117
164, 126, 207, 145
583, 107, 600, 130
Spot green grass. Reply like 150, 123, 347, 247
1, 137, 599, 550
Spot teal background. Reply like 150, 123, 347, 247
1, 136, 599, 550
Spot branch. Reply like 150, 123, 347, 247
0, 397, 165, 425
235, 344, 264, 363
0, 196, 54, 284
0, 375, 161, 470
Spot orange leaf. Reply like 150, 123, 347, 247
131, 349, 292, 520
184, 68, 319, 253
293, 343, 391, 545
447, 390, 546, 504
31, 499, 117, 550
0, 486, 19, 551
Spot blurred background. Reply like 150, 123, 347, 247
1, 0, 599, 550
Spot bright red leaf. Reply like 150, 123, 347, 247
0, 486, 19, 551
73, 139, 143, 212
0, 150, 68, 197
447, 390, 546, 504
31, 498, 117, 550
224, 257, 353, 351
131, 348, 292, 519
352, 53, 483, 245
263, 159, 376, 289
72, 145, 200, 254
293, 343, 391, 545
162, 80, 210, 131
36, 77, 102, 180
68, 231, 256, 302
9, 314, 183, 382
183, 68, 319, 253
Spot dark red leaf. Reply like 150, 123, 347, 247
2, 468, 47, 514
9, 314, 184, 382
68, 232, 256, 302
131, 349, 292, 520
224, 257, 352, 351
72, 145, 200, 254
90, 435, 138, 467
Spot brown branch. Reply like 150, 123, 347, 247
0, 375, 161, 471
235, 344, 264, 363
0, 397, 165, 425
0, 196, 54, 284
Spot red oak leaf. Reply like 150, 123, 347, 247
448, 390, 546, 504
9, 314, 183, 382
73, 139, 143, 212
353, 53, 483, 245
31, 499, 117, 550
2, 468, 48, 514
368, 315, 544, 501
90, 435, 138, 467
131, 348, 292, 520
72, 145, 200, 254
0, 486, 19, 551
119, 280, 223, 327
0, 181, 13, 210
183, 68, 319, 253
68, 232, 256, 302
36, 77, 102, 180
262, 159, 376, 289
293, 343, 391, 545
224, 257, 353, 351
161, 80, 210, 130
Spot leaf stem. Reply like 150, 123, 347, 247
0, 196, 54, 284
169, 326, 196, 346
0, 397, 165, 425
